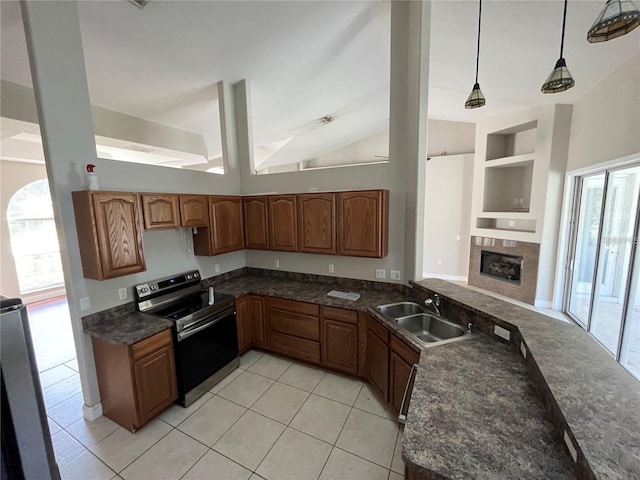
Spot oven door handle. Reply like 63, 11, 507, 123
177, 315, 227, 342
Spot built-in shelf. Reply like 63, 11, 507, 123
480, 211, 532, 218
485, 153, 535, 167
483, 160, 533, 213
486, 120, 537, 161
476, 217, 537, 233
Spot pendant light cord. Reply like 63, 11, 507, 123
559, 0, 568, 58
475, 0, 482, 84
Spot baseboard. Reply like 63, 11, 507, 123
422, 273, 468, 282
83, 402, 103, 421
534, 299, 553, 309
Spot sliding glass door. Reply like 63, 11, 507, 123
566, 163, 640, 378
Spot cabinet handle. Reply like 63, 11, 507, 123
398, 364, 418, 424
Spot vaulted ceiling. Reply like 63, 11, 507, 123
1, 1, 639, 168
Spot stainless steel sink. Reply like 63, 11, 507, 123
376, 302, 425, 318
396, 313, 465, 343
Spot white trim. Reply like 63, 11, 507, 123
83, 402, 103, 421
567, 152, 640, 176
422, 273, 468, 282
22, 287, 66, 305
534, 299, 553, 309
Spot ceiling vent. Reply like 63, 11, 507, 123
128, 0, 148, 9
318, 115, 335, 125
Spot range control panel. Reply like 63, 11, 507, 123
135, 270, 200, 299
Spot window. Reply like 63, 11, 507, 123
7, 180, 64, 293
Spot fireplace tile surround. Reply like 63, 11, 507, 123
468, 236, 540, 304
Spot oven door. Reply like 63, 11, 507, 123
173, 307, 238, 404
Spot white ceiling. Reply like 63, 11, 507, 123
1, 0, 639, 169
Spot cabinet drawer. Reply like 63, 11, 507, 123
131, 329, 173, 361
367, 316, 389, 343
269, 331, 320, 363
268, 297, 319, 317
269, 310, 319, 341
322, 306, 357, 324
391, 334, 420, 364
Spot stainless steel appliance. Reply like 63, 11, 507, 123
135, 271, 239, 407
1, 296, 60, 480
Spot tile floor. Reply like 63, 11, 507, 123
43, 349, 405, 480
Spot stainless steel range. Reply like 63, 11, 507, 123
135, 271, 239, 407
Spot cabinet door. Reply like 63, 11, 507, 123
179, 195, 209, 227
298, 193, 336, 254
210, 196, 244, 254
141, 194, 180, 230
133, 343, 177, 427
366, 327, 389, 402
338, 190, 388, 258
243, 196, 269, 250
321, 319, 358, 375
92, 192, 146, 279
390, 350, 413, 415
236, 295, 252, 353
268, 195, 298, 251
250, 295, 267, 347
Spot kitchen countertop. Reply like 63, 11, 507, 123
403, 334, 575, 479
412, 279, 640, 480
82, 309, 173, 345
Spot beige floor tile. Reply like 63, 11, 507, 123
290, 394, 351, 444
158, 392, 213, 426
51, 430, 87, 467
249, 475, 266, 480
121, 429, 207, 480
210, 367, 243, 394
278, 362, 326, 392
47, 393, 84, 428
319, 447, 389, 480
177, 395, 246, 446
218, 371, 274, 408
388, 471, 403, 480
391, 428, 404, 474
48, 417, 62, 435
239, 350, 263, 368
313, 372, 363, 406
336, 409, 399, 468
59, 450, 116, 480
354, 383, 396, 420
256, 428, 332, 480
43, 375, 82, 409
39, 364, 77, 389
246, 353, 292, 380
251, 382, 309, 424
182, 450, 252, 480
213, 411, 285, 470
89, 419, 172, 473
66, 416, 120, 448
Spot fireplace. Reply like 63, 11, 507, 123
480, 250, 523, 285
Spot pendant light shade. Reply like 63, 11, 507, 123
541, 0, 575, 94
465, 0, 485, 109
587, 0, 640, 42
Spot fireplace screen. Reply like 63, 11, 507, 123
480, 250, 523, 284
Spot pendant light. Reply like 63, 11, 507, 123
465, 0, 485, 109
541, 0, 575, 94
587, 0, 640, 42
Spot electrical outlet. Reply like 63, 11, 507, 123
456, 235, 461, 241
308, 187, 318, 193
390, 270, 401, 280
328, 264, 334, 273
215, 264, 221, 273
508, 220, 516, 227
118, 288, 127, 300
79, 297, 91, 311
274, 259, 280, 269
437, 259, 442, 265
520, 341, 527, 358
519, 198, 525, 205
564, 431, 578, 462
494, 325, 511, 341
513, 198, 519, 205
375, 269, 386, 279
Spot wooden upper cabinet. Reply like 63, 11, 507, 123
179, 195, 209, 227
297, 193, 336, 254
243, 196, 269, 250
209, 196, 244, 254
72, 191, 146, 280
141, 194, 180, 230
338, 190, 389, 258
269, 195, 298, 252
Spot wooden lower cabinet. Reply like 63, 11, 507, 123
250, 295, 267, 347
266, 298, 321, 363
366, 316, 390, 402
321, 307, 359, 375
92, 329, 177, 432
236, 295, 252, 353
390, 336, 420, 417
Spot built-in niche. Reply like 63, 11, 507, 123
485, 120, 537, 161
482, 160, 533, 213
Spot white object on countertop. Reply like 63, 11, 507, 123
208, 286, 215, 305
327, 290, 360, 301
86, 163, 99, 190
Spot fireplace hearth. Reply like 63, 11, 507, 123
480, 250, 523, 285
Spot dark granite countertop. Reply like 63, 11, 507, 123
403, 335, 575, 480
412, 279, 640, 480
82, 305, 173, 345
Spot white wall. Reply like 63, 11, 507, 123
567, 53, 640, 172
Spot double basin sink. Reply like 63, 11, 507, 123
376, 302, 472, 347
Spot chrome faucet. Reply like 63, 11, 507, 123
424, 294, 441, 316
